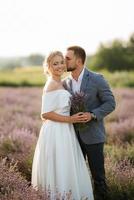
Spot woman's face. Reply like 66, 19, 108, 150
49, 55, 65, 77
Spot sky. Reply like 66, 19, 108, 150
0, 0, 134, 57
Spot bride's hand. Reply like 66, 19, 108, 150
70, 112, 88, 123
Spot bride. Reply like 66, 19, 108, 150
31, 51, 94, 200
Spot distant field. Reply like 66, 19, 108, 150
0, 66, 45, 87
101, 70, 134, 88
0, 66, 134, 87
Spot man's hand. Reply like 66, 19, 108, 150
71, 112, 93, 123
70, 112, 87, 123
80, 112, 92, 123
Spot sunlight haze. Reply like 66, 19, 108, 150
0, 0, 134, 56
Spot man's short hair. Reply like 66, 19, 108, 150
67, 46, 86, 64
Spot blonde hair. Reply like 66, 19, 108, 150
43, 51, 64, 75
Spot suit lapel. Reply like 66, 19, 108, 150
65, 77, 74, 94
68, 78, 74, 94
80, 68, 90, 92
65, 68, 91, 94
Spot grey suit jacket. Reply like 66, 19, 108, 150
63, 68, 116, 144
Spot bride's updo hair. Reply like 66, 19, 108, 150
43, 51, 64, 75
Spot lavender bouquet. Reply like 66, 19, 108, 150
70, 91, 88, 130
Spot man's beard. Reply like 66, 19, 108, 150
67, 66, 76, 72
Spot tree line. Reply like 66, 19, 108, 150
87, 33, 134, 71
0, 54, 44, 70
0, 33, 134, 71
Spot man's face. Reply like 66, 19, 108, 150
65, 50, 77, 71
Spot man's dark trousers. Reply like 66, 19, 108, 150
77, 132, 108, 200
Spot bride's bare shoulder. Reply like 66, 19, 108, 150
43, 79, 63, 93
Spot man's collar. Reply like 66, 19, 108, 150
70, 66, 85, 81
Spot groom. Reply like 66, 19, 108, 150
63, 46, 116, 200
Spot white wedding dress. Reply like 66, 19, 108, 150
32, 88, 94, 200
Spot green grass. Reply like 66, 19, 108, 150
0, 66, 134, 87
105, 144, 134, 164
0, 66, 46, 87
100, 70, 134, 88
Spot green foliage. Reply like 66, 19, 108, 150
0, 67, 67, 87
97, 70, 134, 88
0, 67, 134, 88
0, 66, 46, 87
106, 156, 134, 200
16, 149, 35, 181
0, 138, 17, 155
88, 33, 134, 71
105, 144, 134, 164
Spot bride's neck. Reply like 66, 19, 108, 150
51, 75, 61, 82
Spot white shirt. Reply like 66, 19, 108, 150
70, 67, 85, 93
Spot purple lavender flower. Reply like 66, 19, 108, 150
70, 91, 88, 130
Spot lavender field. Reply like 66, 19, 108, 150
0, 87, 134, 200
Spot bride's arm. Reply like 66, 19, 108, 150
41, 112, 86, 124
41, 81, 86, 123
